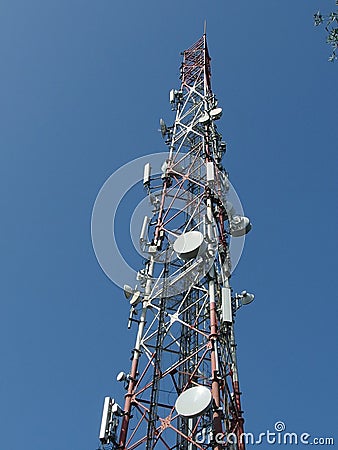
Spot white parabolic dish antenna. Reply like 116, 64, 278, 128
175, 386, 212, 417
173, 231, 206, 260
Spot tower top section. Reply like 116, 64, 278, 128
181, 34, 211, 93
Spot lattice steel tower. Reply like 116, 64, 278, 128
98, 33, 253, 450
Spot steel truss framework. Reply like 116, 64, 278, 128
105, 35, 249, 450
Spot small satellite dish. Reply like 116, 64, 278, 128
175, 386, 212, 417
130, 290, 141, 306
123, 284, 133, 299
173, 231, 207, 260
210, 107, 223, 120
199, 113, 210, 125
116, 371, 127, 382
241, 292, 255, 305
230, 216, 252, 237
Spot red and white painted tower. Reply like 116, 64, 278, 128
98, 33, 253, 450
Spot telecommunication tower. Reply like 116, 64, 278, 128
98, 33, 254, 450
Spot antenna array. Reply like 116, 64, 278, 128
98, 35, 254, 450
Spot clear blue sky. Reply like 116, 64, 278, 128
0, 1, 337, 449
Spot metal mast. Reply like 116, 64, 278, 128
98, 34, 253, 450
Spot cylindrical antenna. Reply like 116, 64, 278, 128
143, 163, 151, 185
139, 216, 149, 243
